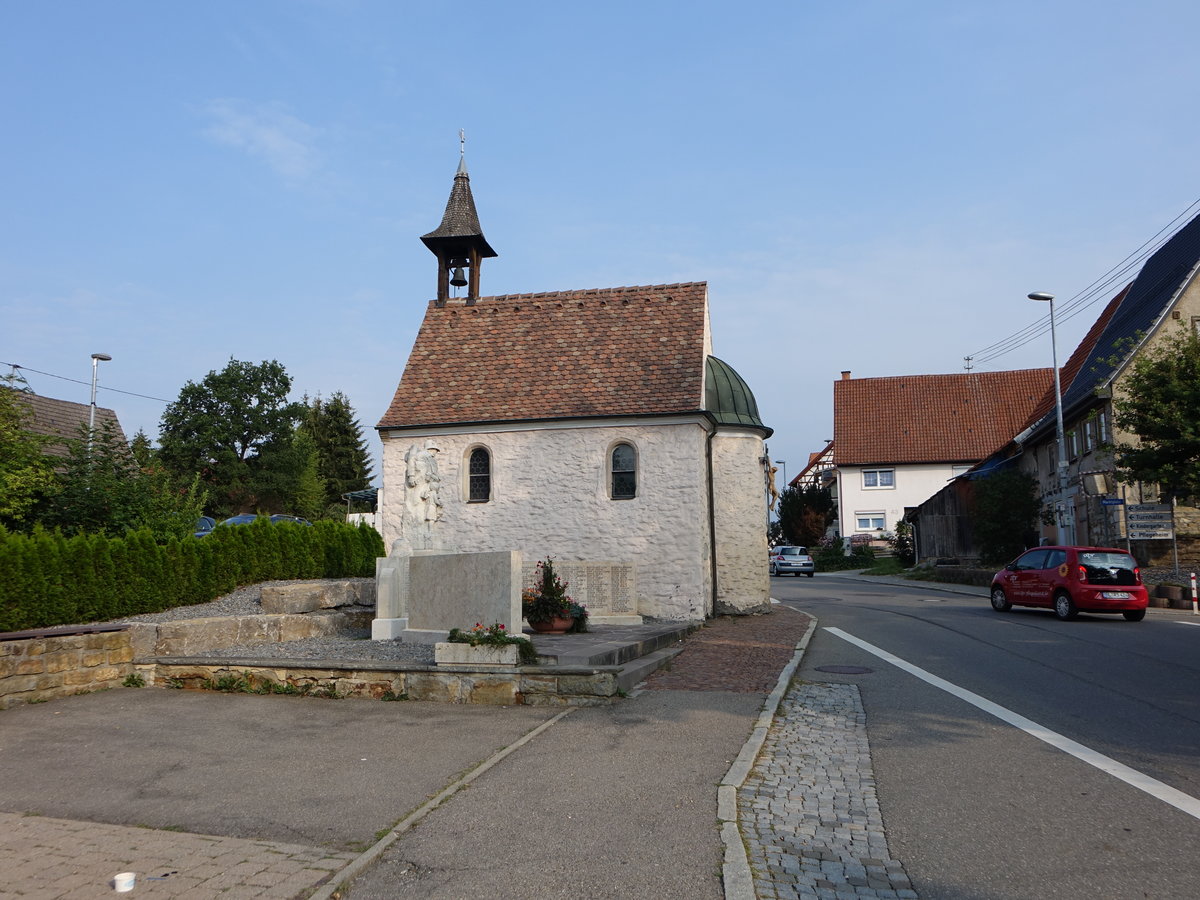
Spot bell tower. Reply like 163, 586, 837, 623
420, 132, 497, 306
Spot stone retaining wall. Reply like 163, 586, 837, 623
2, 607, 621, 708
0, 605, 371, 710
125, 610, 373, 659
0, 630, 134, 710
151, 661, 620, 707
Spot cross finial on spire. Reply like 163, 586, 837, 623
459, 129, 465, 159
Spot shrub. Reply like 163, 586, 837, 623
814, 542, 876, 571
0, 521, 382, 631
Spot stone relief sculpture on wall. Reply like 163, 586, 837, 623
399, 440, 443, 551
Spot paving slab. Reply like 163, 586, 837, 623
0, 811, 355, 899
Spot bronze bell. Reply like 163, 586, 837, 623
449, 266, 468, 287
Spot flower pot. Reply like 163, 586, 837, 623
528, 616, 574, 635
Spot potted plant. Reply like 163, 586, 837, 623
435, 622, 536, 666
522, 558, 589, 634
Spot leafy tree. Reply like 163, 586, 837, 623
971, 468, 1043, 564
158, 359, 304, 515
777, 484, 836, 547
38, 421, 208, 538
300, 392, 373, 511
0, 383, 58, 529
1113, 327, 1200, 502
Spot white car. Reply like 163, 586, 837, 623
769, 546, 815, 577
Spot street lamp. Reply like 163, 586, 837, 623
88, 352, 112, 452
774, 460, 787, 491
1028, 292, 1072, 544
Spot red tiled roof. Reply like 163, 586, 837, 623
4, 389, 125, 459
378, 283, 709, 429
832, 368, 1053, 466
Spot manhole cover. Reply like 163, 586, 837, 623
814, 665, 874, 675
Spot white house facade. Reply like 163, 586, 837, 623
835, 461, 973, 543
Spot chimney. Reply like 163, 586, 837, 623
840, 370, 851, 380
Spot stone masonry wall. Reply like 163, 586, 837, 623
380, 420, 713, 620
0, 630, 133, 710
1, 579, 373, 709
711, 430, 770, 614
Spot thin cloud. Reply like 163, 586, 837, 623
202, 99, 322, 179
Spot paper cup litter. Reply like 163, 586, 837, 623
114, 872, 135, 892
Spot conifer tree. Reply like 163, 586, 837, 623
300, 392, 373, 512
291, 429, 327, 521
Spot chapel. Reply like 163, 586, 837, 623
376, 153, 773, 619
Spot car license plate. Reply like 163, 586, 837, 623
1101, 591, 1131, 599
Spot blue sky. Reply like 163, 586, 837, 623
4, 0, 1199, 488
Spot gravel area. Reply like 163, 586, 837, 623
110, 578, 435, 665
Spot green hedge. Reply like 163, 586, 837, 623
813, 546, 878, 571
0, 519, 385, 632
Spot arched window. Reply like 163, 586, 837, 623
611, 443, 636, 499
468, 447, 491, 502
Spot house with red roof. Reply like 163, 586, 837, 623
909, 209, 1200, 562
375, 155, 773, 621
830, 368, 1052, 546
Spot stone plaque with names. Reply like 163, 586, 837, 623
522, 561, 636, 617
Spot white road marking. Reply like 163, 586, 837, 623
1174, 621, 1200, 627
824, 626, 1200, 822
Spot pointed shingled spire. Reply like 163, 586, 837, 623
421, 133, 497, 305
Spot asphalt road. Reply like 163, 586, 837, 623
773, 572, 1200, 900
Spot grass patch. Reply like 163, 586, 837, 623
860, 557, 908, 576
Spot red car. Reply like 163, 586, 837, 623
989, 545, 1148, 621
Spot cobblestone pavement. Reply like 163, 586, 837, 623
739, 681, 916, 900
0, 811, 356, 899
643, 605, 917, 899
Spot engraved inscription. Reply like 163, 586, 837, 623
521, 561, 636, 616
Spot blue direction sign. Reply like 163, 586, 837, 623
1101, 497, 1125, 506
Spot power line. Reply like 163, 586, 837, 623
1, 361, 172, 404
965, 197, 1200, 367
